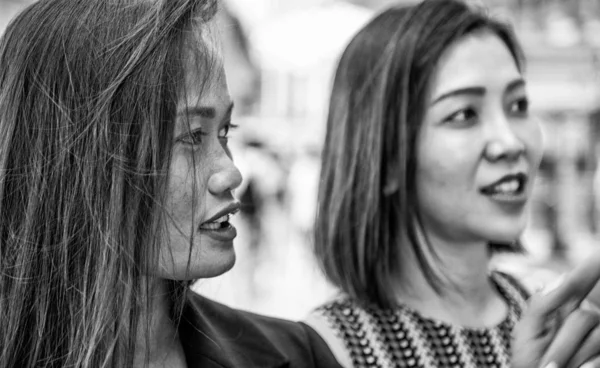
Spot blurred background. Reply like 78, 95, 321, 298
2, 0, 600, 319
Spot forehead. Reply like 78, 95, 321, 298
429, 31, 520, 97
180, 29, 228, 108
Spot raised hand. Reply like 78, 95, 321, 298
513, 254, 600, 368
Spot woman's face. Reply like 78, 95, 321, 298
158, 53, 243, 280
415, 31, 543, 246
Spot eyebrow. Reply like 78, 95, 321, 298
430, 78, 526, 106
177, 101, 235, 119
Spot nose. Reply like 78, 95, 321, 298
207, 156, 243, 195
483, 116, 525, 162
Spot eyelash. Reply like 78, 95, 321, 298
179, 129, 207, 145
444, 107, 477, 126
219, 122, 239, 141
443, 97, 529, 126
178, 122, 239, 145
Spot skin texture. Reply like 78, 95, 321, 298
417, 30, 543, 249
159, 57, 242, 280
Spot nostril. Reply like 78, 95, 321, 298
485, 141, 504, 160
484, 140, 525, 162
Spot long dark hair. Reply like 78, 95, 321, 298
314, 0, 525, 308
0, 0, 217, 366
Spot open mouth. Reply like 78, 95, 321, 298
198, 202, 241, 233
199, 214, 233, 231
480, 172, 527, 197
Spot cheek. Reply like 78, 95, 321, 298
166, 154, 199, 219
416, 160, 464, 213
165, 178, 193, 227
415, 131, 479, 221
416, 148, 462, 219
166, 148, 215, 219
416, 133, 473, 193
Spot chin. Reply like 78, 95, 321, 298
157, 250, 237, 280
190, 248, 237, 279
482, 221, 526, 244
195, 255, 237, 279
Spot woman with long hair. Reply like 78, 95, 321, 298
0, 0, 341, 367
307, 1, 600, 367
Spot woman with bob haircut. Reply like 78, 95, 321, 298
0, 0, 342, 367
306, 0, 600, 367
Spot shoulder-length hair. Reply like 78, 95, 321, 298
314, 0, 525, 308
0, 0, 218, 366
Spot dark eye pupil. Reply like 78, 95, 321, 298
458, 109, 475, 121
515, 99, 527, 112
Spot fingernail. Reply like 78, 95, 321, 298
541, 275, 565, 296
543, 362, 557, 368
580, 363, 594, 368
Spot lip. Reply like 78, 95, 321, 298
201, 202, 241, 225
200, 225, 238, 242
198, 202, 241, 242
480, 172, 528, 192
479, 172, 529, 207
485, 192, 528, 207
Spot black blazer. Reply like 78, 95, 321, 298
179, 292, 343, 368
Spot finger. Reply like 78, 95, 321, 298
566, 325, 600, 368
556, 299, 582, 328
539, 309, 600, 368
585, 282, 600, 311
511, 314, 555, 368
536, 255, 600, 315
577, 355, 600, 368
524, 287, 577, 339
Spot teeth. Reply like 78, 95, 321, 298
491, 179, 520, 194
212, 214, 229, 224
199, 214, 231, 230
200, 222, 221, 230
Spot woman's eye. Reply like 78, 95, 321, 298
509, 97, 529, 115
179, 129, 207, 145
444, 108, 477, 126
218, 123, 238, 141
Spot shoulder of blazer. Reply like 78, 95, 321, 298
180, 292, 342, 368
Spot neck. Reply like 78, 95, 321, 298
394, 234, 506, 328
134, 278, 186, 367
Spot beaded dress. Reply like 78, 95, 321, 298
313, 272, 528, 368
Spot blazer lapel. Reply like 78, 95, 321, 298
179, 294, 290, 368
